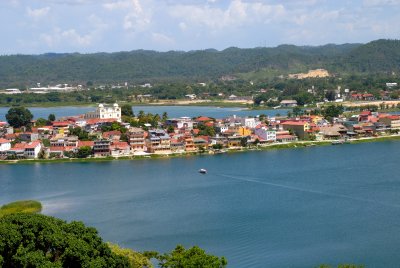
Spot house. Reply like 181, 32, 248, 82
93, 140, 111, 157
110, 141, 130, 156
254, 125, 276, 142
0, 138, 11, 152
185, 94, 196, 100
170, 139, 185, 153
238, 126, 252, 136
52, 121, 72, 136
227, 135, 243, 148
240, 117, 258, 129
280, 100, 297, 107
84, 103, 121, 122
128, 127, 146, 152
8, 141, 42, 159
182, 135, 196, 152
319, 124, 348, 140
50, 135, 79, 147
358, 111, 372, 122
102, 130, 121, 141
281, 121, 310, 139
165, 117, 194, 130
77, 140, 95, 149
276, 132, 298, 143
146, 129, 171, 154
19, 132, 39, 142
379, 114, 400, 130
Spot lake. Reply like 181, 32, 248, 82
0, 106, 289, 121
1, 141, 400, 267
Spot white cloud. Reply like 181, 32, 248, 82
363, 0, 400, 6
40, 28, 93, 47
26, 6, 51, 19
103, 0, 152, 33
103, 0, 131, 10
152, 32, 175, 45
179, 22, 187, 31
169, 0, 285, 30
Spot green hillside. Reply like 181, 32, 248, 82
0, 39, 399, 88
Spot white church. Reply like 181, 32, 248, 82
84, 103, 122, 122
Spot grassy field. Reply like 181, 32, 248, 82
0, 200, 42, 218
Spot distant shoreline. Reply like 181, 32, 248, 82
1, 135, 399, 165
0, 100, 252, 108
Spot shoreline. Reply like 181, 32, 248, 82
0, 100, 252, 109
1, 135, 399, 165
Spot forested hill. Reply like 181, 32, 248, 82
0, 39, 399, 88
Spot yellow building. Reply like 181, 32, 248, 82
238, 126, 252, 136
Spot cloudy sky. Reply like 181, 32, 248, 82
1, 0, 400, 54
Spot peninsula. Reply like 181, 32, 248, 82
0, 103, 399, 163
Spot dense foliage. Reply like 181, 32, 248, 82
154, 245, 227, 268
5, 107, 33, 128
0, 40, 399, 89
108, 243, 153, 268
0, 213, 129, 267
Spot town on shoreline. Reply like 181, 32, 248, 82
1, 102, 400, 163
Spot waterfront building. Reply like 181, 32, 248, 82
93, 140, 111, 157
7, 141, 42, 159
182, 135, 196, 152
281, 121, 310, 140
280, 100, 298, 107
146, 129, 171, 154
0, 139, 11, 154
110, 141, 130, 157
170, 139, 185, 153
379, 114, 400, 130
128, 127, 146, 152
227, 135, 243, 148
254, 125, 277, 142
84, 103, 121, 122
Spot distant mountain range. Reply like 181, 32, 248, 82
0, 39, 399, 88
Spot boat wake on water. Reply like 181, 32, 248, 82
216, 173, 400, 209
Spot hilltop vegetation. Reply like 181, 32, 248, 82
1, 39, 400, 89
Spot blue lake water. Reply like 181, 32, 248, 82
0, 106, 288, 121
1, 141, 400, 267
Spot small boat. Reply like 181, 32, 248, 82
199, 169, 207, 174
331, 140, 344, 145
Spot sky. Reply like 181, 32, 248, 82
1, 0, 400, 54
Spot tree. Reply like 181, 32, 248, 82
322, 105, 344, 119
6, 107, 33, 128
292, 107, 302, 117
77, 146, 92, 158
48, 113, 56, 122
162, 112, 168, 122
0, 213, 129, 267
156, 245, 227, 268
108, 243, 152, 268
325, 90, 336, 101
35, 118, 48, 127
121, 104, 134, 117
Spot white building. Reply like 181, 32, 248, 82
0, 138, 11, 151
7, 141, 42, 159
84, 103, 121, 122
241, 117, 258, 129
254, 126, 276, 142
